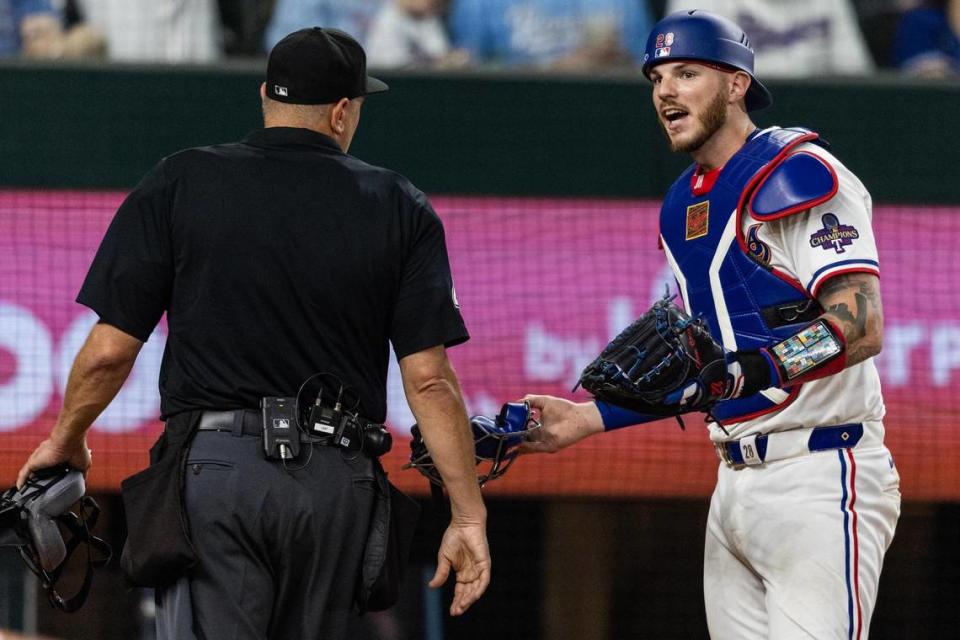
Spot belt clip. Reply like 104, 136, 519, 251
716, 442, 734, 466
738, 434, 762, 466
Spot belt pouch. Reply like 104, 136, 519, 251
357, 461, 421, 612
119, 412, 201, 588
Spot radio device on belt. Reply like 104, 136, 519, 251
261, 372, 392, 461
262, 397, 301, 460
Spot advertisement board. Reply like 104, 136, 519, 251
1, 192, 956, 498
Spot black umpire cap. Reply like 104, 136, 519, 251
265, 27, 389, 105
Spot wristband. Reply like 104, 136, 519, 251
768, 319, 845, 382
733, 319, 847, 394
729, 350, 775, 398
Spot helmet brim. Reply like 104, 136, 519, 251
643, 57, 773, 112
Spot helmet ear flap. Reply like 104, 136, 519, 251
28, 470, 86, 572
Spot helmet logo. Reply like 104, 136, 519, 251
655, 32, 675, 47
654, 32, 674, 58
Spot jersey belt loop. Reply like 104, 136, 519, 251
231, 410, 244, 437
738, 434, 763, 465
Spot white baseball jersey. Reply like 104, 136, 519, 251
711, 139, 885, 443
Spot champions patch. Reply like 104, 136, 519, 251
685, 201, 709, 240
809, 213, 859, 254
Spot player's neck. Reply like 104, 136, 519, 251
690, 116, 756, 173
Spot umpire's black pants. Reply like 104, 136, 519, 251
155, 429, 376, 639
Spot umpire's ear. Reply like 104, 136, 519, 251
330, 96, 362, 153
259, 82, 267, 100
330, 97, 348, 134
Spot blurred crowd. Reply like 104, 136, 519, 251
1, 0, 957, 77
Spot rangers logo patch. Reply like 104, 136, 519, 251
809, 213, 859, 254
685, 201, 709, 240
747, 224, 771, 266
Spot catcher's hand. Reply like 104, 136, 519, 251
577, 294, 729, 417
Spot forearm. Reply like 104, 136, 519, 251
54, 353, 134, 442
594, 401, 661, 430
53, 323, 142, 443
406, 368, 486, 522
729, 273, 883, 395
818, 274, 883, 366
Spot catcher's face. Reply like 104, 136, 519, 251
649, 62, 730, 154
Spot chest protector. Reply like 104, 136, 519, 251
659, 127, 836, 424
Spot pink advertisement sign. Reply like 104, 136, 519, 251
1, 192, 957, 499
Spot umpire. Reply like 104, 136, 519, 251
17, 27, 490, 638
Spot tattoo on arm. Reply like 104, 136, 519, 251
818, 274, 883, 365
826, 293, 867, 339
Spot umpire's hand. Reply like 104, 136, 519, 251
17, 433, 91, 489
429, 518, 491, 615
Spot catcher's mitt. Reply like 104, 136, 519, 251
577, 295, 728, 418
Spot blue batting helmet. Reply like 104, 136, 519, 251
642, 9, 773, 111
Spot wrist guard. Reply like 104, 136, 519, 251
730, 319, 847, 396
595, 400, 661, 431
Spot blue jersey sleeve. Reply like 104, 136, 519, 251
595, 400, 661, 431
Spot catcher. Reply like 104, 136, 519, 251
522, 10, 900, 639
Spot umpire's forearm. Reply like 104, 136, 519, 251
405, 373, 486, 523
53, 323, 142, 443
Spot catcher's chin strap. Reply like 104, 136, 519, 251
20, 495, 112, 613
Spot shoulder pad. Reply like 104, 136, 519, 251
748, 151, 838, 221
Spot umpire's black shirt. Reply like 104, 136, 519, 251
78, 127, 468, 421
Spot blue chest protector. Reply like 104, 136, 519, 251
659, 127, 836, 423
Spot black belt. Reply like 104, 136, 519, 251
197, 410, 261, 437
196, 409, 386, 447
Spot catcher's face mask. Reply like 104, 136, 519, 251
406, 401, 540, 487
0, 466, 112, 612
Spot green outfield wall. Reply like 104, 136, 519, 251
2, 61, 957, 203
